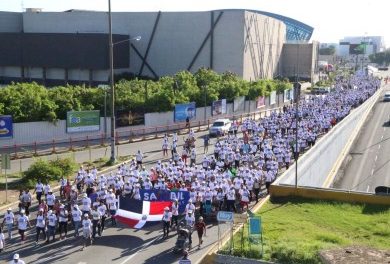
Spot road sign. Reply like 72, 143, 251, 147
249, 217, 262, 235
1, 153, 10, 170
217, 211, 234, 222
234, 213, 248, 224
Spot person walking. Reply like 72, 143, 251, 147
203, 135, 209, 154
195, 216, 206, 249
17, 210, 30, 244
2, 208, 15, 239
184, 210, 195, 247
71, 204, 82, 238
9, 253, 25, 264
35, 209, 46, 245
178, 250, 191, 264
0, 227, 5, 253
82, 214, 92, 250
46, 210, 57, 243
58, 205, 68, 240
162, 207, 172, 238
91, 206, 101, 239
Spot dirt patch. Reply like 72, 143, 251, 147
319, 246, 390, 264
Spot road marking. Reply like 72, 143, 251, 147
375, 155, 378, 162
381, 135, 384, 140
371, 169, 374, 175
119, 235, 161, 264
378, 144, 381, 149
367, 185, 370, 192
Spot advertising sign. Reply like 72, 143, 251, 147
256, 96, 265, 109
212, 99, 227, 116
270, 91, 277, 105
174, 102, 196, 122
1, 154, 11, 170
140, 190, 190, 214
0, 115, 13, 139
66, 110, 100, 133
233, 96, 245, 112
249, 217, 262, 235
217, 211, 234, 222
290, 88, 295, 101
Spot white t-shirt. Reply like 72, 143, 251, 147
81, 197, 92, 211
48, 214, 57, 227
82, 219, 92, 230
17, 215, 29, 230
35, 183, 44, 193
0, 233, 5, 249
36, 215, 45, 228
162, 211, 172, 221
46, 194, 55, 206
4, 212, 14, 224
72, 209, 82, 222
185, 215, 195, 227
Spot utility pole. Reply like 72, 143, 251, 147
108, 0, 116, 164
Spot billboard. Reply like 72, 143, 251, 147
66, 110, 100, 133
0, 115, 13, 139
116, 110, 145, 127
290, 88, 295, 101
349, 44, 365, 55
212, 99, 227, 116
174, 102, 196, 122
233, 96, 245, 112
270, 91, 277, 105
256, 97, 265, 109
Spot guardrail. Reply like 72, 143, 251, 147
0, 105, 288, 160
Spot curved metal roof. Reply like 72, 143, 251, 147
254, 10, 313, 42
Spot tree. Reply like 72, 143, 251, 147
319, 45, 336, 55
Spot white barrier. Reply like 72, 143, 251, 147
274, 87, 383, 188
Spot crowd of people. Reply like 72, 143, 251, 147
0, 75, 381, 258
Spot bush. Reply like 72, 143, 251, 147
22, 158, 77, 188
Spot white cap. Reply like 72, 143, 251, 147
84, 213, 89, 217
60, 205, 65, 209
83, 193, 88, 198
20, 209, 25, 214
164, 207, 169, 211
48, 210, 53, 215
13, 254, 19, 260
7, 207, 11, 211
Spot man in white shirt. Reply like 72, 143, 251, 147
17, 209, 30, 243
46, 190, 55, 210
34, 180, 44, 204
162, 207, 172, 238
2, 208, 15, 239
107, 195, 117, 226
72, 204, 82, 237
58, 205, 68, 239
97, 201, 107, 234
82, 214, 92, 250
81, 193, 92, 215
184, 210, 195, 245
10, 253, 25, 264
35, 208, 46, 245
46, 210, 57, 243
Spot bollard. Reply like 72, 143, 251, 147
69, 137, 73, 151
52, 139, 56, 154
13, 144, 18, 159
100, 134, 104, 147
198, 121, 201, 132
143, 129, 146, 141
86, 136, 89, 148
34, 142, 38, 156
207, 119, 210, 129
155, 127, 158, 139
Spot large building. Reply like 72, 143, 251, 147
0, 9, 315, 85
338, 36, 386, 57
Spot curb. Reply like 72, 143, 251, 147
196, 196, 270, 264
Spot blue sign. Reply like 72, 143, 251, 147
0, 115, 13, 139
174, 102, 196, 122
140, 190, 190, 214
249, 217, 262, 235
217, 211, 234, 222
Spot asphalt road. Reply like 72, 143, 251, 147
0, 129, 265, 264
333, 78, 390, 193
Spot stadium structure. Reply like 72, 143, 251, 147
0, 9, 316, 85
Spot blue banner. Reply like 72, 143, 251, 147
174, 102, 196, 122
140, 189, 190, 214
249, 217, 262, 235
0, 115, 13, 139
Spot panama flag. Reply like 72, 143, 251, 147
115, 196, 172, 229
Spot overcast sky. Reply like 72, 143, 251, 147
1, 0, 388, 47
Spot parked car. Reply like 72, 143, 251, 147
383, 91, 390, 102
209, 119, 232, 136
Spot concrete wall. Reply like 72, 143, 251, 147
0, 12, 22, 32
242, 12, 285, 80
0, 10, 286, 83
281, 42, 319, 81
273, 87, 381, 188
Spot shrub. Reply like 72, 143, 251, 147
22, 158, 76, 188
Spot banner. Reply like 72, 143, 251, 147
212, 99, 227, 116
270, 91, 277, 105
0, 115, 13, 139
140, 189, 190, 214
233, 96, 245, 112
256, 96, 265, 109
116, 110, 145, 127
66, 110, 100, 133
174, 102, 196, 122
290, 88, 295, 101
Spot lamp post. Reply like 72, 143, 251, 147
108, 0, 141, 163
294, 42, 300, 189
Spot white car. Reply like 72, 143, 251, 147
209, 119, 232, 136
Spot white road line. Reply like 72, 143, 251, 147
375, 155, 378, 162
371, 169, 375, 175
119, 235, 161, 264
381, 135, 384, 140
378, 144, 381, 149
367, 185, 370, 192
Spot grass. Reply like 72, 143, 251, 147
225, 197, 390, 264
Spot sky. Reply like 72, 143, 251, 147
0, 0, 388, 47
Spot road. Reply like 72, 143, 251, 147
0, 128, 266, 264
333, 79, 390, 193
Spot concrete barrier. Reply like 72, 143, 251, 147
273, 87, 383, 188
269, 185, 390, 205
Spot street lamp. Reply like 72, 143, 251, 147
108, 0, 141, 163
